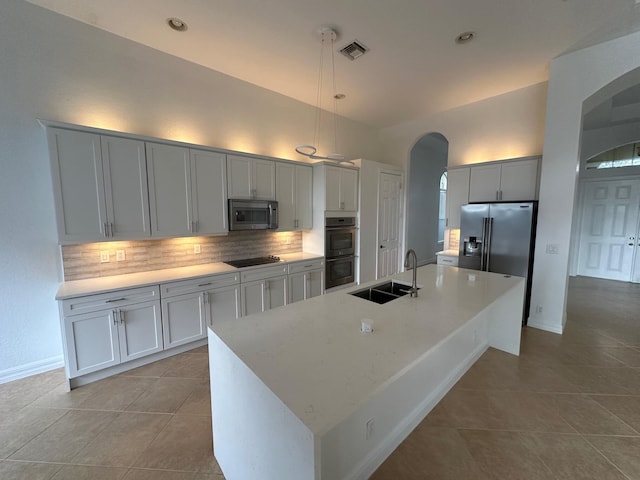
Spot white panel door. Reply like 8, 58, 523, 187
577, 179, 640, 281
146, 143, 192, 236
307, 270, 324, 299
64, 310, 120, 377
288, 272, 306, 304
161, 291, 207, 349
377, 172, 403, 278
469, 164, 501, 202
117, 300, 163, 362
191, 150, 228, 235
101, 136, 151, 239
276, 163, 296, 231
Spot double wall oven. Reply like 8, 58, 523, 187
325, 217, 356, 289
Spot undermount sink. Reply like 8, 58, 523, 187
349, 280, 420, 305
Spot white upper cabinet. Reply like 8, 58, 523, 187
276, 162, 313, 231
324, 165, 358, 212
147, 143, 228, 237
48, 128, 150, 243
468, 157, 539, 203
146, 143, 192, 236
190, 149, 228, 235
101, 136, 151, 239
446, 167, 470, 229
227, 154, 276, 200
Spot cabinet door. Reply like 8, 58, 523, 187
117, 300, 163, 362
469, 164, 501, 203
288, 272, 306, 304
253, 159, 276, 200
340, 168, 359, 211
206, 284, 241, 326
447, 168, 470, 229
147, 143, 192, 236
265, 275, 287, 310
276, 163, 296, 231
325, 166, 342, 210
101, 136, 151, 239
64, 310, 120, 378
227, 155, 253, 198
241, 280, 266, 316
161, 291, 207, 349
307, 269, 324, 299
48, 128, 108, 242
499, 158, 539, 201
296, 165, 313, 229
191, 150, 228, 234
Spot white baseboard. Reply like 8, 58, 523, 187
527, 317, 563, 334
0, 355, 64, 384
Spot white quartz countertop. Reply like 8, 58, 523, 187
56, 251, 324, 299
209, 264, 523, 436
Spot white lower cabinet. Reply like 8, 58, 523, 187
240, 264, 289, 316
61, 287, 162, 378
288, 259, 325, 303
160, 272, 240, 348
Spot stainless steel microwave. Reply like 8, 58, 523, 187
228, 199, 278, 231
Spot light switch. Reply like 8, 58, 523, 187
116, 250, 125, 261
546, 244, 560, 255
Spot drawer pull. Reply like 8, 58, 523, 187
105, 297, 126, 303
304, 264, 313, 268
198, 282, 213, 287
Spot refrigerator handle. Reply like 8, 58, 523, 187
480, 217, 487, 271
486, 217, 494, 271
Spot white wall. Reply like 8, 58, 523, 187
528, 31, 640, 334
406, 135, 448, 266
0, 1, 381, 380
379, 82, 548, 168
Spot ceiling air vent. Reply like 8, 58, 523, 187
339, 40, 369, 60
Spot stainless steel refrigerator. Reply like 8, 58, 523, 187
459, 202, 537, 324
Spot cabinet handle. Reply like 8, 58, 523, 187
119, 310, 125, 324
113, 310, 118, 325
109, 222, 114, 237
496, 191, 499, 201
195, 220, 199, 232
340, 201, 345, 210
106, 297, 126, 303
104, 222, 109, 238
202, 292, 209, 305
198, 282, 212, 287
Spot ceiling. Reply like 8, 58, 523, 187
25, 0, 639, 128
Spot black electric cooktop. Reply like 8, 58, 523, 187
224, 255, 281, 268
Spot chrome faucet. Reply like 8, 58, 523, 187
403, 249, 418, 297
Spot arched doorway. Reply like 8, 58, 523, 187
406, 132, 449, 266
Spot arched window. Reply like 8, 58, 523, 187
438, 172, 447, 243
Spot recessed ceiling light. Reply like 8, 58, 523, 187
334, 93, 346, 100
167, 17, 188, 32
455, 31, 475, 44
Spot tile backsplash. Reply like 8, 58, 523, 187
62, 231, 303, 281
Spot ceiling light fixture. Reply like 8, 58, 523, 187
455, 31, 475, 44
295, 26, 346, 163
167, 17, 188, 32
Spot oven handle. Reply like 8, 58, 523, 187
326, 256, 355, 263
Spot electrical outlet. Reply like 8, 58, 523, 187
116, 250, 126, 261
546, 244, 560, 255
194, 244, 201, 254
100, 251, 110, 263
366, 418, 374, 440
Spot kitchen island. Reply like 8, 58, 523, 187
208, 264, 524, 480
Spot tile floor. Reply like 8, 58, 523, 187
1, 276, 639, 479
